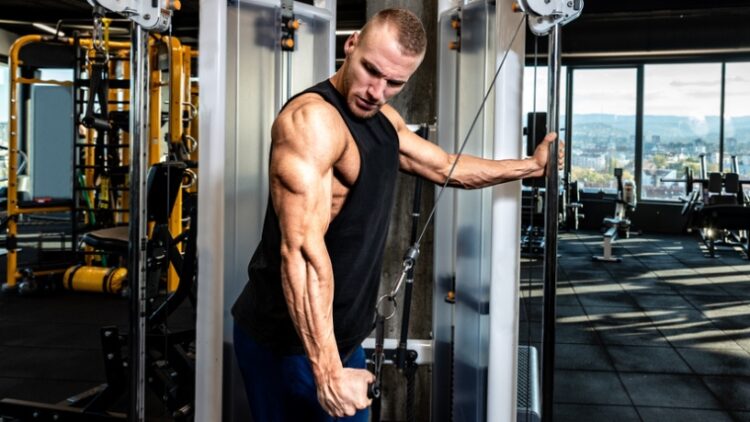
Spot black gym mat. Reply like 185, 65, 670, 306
0, 285, 194, 418
520, 231, 750, 422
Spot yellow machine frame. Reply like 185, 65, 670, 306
3, 33, 198, 293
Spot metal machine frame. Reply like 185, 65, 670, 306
434, 1, 580, 421
196, 1, 335, 420
0, 3, 202, 421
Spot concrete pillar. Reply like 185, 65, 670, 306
366, 1, 437, 420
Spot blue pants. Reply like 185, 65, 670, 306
234, 324, 369, 422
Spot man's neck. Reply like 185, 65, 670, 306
329, 68, 346, 97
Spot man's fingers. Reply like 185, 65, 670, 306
345, 406, 357, 417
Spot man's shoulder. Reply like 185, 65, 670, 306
272, 93, 347, 151
280, 92, 339, 121
379, 104, 406, 132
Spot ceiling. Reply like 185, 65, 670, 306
577, 0, 749, 14
0, 0, 199, 44
1, 0, 748, 51
545, 0, 750, 59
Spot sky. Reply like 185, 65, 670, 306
523, 62, 750, 118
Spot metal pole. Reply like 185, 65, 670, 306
396, 124, 427, 371
719, 62, 726, 174
128, 22, 149, 422
541, 22, 561, 422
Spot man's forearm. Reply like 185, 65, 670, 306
446, 154, 544, 189
280, 249, 343, 383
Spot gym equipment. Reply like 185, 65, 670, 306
565, 180, 584, 230
521, 112, 548, 258
431, 1, 582, 421
2, 35, 76, 292
63, 265, 126, 294
691, 171, 749, 259
0, 162, 198, 421
663, 159, 750, 259
0, 2, 199, 420
368, 124, 428, 422
1, 27, 197, 294
692, 204, 750, 258
593, 168, 637, 262
521, 112, 583, 257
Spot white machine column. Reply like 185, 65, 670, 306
433, 1, 525, 421
487, 1, 526, 421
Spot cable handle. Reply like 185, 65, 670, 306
374, 244, 420, 321
369, 314, 386, 400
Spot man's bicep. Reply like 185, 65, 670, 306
398, 129, 452, 184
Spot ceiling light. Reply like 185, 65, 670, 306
32, 22, 65, 37
335, 29, 357, 36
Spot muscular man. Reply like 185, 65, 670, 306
232, 8, 559, 421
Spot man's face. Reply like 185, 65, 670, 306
341, 24, 423, 119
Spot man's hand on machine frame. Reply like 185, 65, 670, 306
531, 132, 565, 177
317, 367, 375, 417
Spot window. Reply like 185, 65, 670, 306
642, 63, 722, 201
0, 62, 8, 148
569, 68, 637, 192
724, 62, 750, 195
39, 68, 74, 83
522, 65, 567, 149
1, 62, 8, 183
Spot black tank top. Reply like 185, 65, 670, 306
232, 79, 400, 355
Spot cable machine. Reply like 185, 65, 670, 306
433, 1, 581, 420
195, 1, 336, 420
0, 2, 192, 422
3, 35, 77, 293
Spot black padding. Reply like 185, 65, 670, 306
146, 162, 187, 225
81, 226, 129, 255
725, 172, 739, 194
692, 204, 750, 230
708, 172, 722, 193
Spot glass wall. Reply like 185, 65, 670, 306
1, 62, 8, 147
724, 62, 750, 195
570, 68, 637, 192
523, 60, 748, 202
1, 62, 9, 183
522, 65, 567, 148
642, 63, 722, 200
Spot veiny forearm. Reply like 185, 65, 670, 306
443, 153, 544, 189
280, 242, 342, 382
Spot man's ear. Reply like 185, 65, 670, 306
344, 32, 359, 57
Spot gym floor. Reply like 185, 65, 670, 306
0, 291, 129, 405
0, 283, 194, 419
521, 231, 750, 422
1, 231, 749, 421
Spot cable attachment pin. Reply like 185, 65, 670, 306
374, 243, 420, 321
401, 244, 420, 269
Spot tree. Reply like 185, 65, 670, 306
651, 153, 668, 170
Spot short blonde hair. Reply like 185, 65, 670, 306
360, 8, 427, 57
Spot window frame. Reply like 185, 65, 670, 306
543, 54, 750, 204
565, 64, 640, 195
